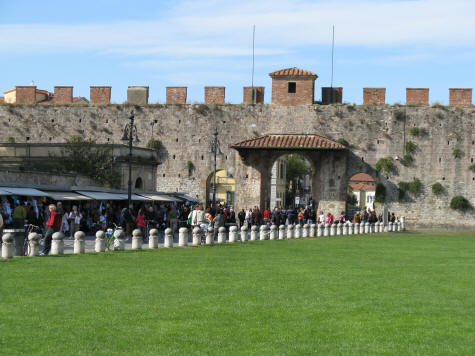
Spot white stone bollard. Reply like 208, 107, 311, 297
337, 223, 342, 236
302, 224, 309, 238
401, 216, 406, 231
374, 222, 379, 233
192, 227, 201, 246
354, 222, 359, 234
206, 227, 214, 245
149, 229, 159, 248
389, 222, 393, 232
250, 225, 258, 241
324, 224, 330, 237
229, 226, 238, 243
132, 229, 143, 250
259, 225, 267, 240
240, 225, 248, 242
330, 224, 336, 236
51, 232, 65, 255
113, 229, 126, 251
349, 222, 354, 235
279, 225, 286, 239
317, 224, 323, 237
369, 224, 374, 234
310, 224, 316, 238
294, 224, 302, 239
28, 232, 41, 256
95, 230, 106, 252
360, 222, 365, 234
343, 222, 348, 235
178, 227, 188, 247
74, 231, 86, 254
270, 225, 277, 240
363, 222, 369, 234
2, 233, 14, 259
218, 226, 227, 243
395, 221, 400, 232
164, 228, 173, 248
287, 224, 294, 239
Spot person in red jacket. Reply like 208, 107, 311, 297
42, 204, 63, 255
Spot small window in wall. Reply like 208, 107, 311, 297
288, 82, 296, 93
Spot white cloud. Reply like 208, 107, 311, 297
0, 0, 474, 57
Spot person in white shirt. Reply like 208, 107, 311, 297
68, 205, 83, 238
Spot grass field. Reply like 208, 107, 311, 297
1, 230, 474, 355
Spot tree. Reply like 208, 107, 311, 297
286, 154, 307, 182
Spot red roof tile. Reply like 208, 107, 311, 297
269, 67, 318, 78
350, 183, 376, 191
349, 173, 375, 182
231, 134, 346, 150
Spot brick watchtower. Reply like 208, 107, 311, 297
269, 67, 318, 105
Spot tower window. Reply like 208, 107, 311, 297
288, 82, 296, 93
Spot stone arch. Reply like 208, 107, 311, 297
205, 169, 236, 208
135, 177, 143, 189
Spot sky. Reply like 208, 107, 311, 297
1, 0, 474, 104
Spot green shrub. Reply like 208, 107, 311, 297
398, 178, 422, 199
375, 183, 386, 203
375, 157, 394, 176
405, 141, 417, 154
409, 127, 420, 137
431, 182, 443, 196
186, 161, 194, 176
146, 139, 162, 151
403, 154, 414, 166
469, 164, 475, 173
7, 136, 15, 143
450, 196, 470, 211
337, 138, 349, 147
452, 149, 462, 159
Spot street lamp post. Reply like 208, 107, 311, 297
121, 111, 140, 209
210, 127, 221, 210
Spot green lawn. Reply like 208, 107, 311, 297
1, 231, 474, 355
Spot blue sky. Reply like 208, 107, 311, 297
1, 0, 474, 104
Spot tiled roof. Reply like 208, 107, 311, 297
350, 183, 376, 192
269, 67, 318, 77
349, 173, 376, 182
231, 134, 346, 150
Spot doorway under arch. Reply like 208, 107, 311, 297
206, 169, 236, 207
135, 177, 143, 189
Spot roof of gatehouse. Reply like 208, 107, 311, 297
269, 67, 318, 78
230, 134, 346, 150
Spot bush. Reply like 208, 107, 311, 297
146, 139, 162, 151
375, 183, 386, 203
409, 127, 420, 137
450, 196, 470, 211
7, 136, 15, 143
452, 149, 462, 159
403, 154, 414, 166
398, 178, 422, 199
469, 164, 475, 173
337, 138, 349, 147
405, 141, 417, 154
186, 161, 194, 176
375, 157, 394, 176
431, 182, 443, 196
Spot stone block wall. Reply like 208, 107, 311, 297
15, 86, 36, 104
243, 87, 265, 104
205, 87, 225, 104
127, 86, 149, 105
271, 78, 314, 105
54, 86, 73, 104
449, 88, 472, 106
166, 87, 187, 104
406, 88, 429, 105
363, 88, 386, 105
322, 87, 343, 104
90, 86, 111, 104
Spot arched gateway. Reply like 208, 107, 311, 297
231, 134, 348, 215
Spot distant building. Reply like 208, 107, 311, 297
270, 157, 287, 208
349, 173, 376, 209
3, 87, 53, 104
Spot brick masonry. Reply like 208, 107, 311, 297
90, 86, 111, 104
205, 87, 225, 104
271, 77, 315, 105
406, 88, 429, 106
54, 86, 73, 104
363, 88, 386, 105
243, 87, 265, 104
166, 87, 187, 104
322, 87, 343, 104
15, 86, 36, 104
449, 88, 472, 106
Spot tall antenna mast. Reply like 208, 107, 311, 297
251, 24, 256, 104
331, 25, 335, 88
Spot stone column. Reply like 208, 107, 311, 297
218, 227, 227, 243
302, 224, 309, 238
310, 224, 316, 238
192, 227, 201, 246
28, 232, 41, 256
132, 229, 143, 250
179, 227, 188, 247
229, 226, 238, 243
2, 233, 14, 259
337, 223, 342, 236
343, 223, 348, 235
206, 227, 214, 245
95, 230, 105, 252
279, 225, 286, 239
51, 232, 65, 255
250, 225, 258, 241
388, 222, 393, 232
287, 224, 294, 239
330, 224, 336, 236
401, 216, 406, 231
294, 224, 302, 239
74, 231, 86, 254
323, 224, 329, 237
114, 229, 126, 251
259, 225, 267, 241
317, 224, 323, 237
149, 229, 159, 248
164, 228, 173, 248
349, 222, 354, 235
240, 225, 248, 242
270, 225, 277, 240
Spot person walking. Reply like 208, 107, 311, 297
68, 205, 82, 239
238, 209, 246, 228
12, 201, 26, 229
42, 204, 62, 255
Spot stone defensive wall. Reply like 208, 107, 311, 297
0, 101, 473, 229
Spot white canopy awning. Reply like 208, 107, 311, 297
177, 194, 200, 203
76, 191, 150, 201
0, 187, 50, 197
46, 191, 92, 201
138, 193, 179, 202
0, 188, 11, 195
